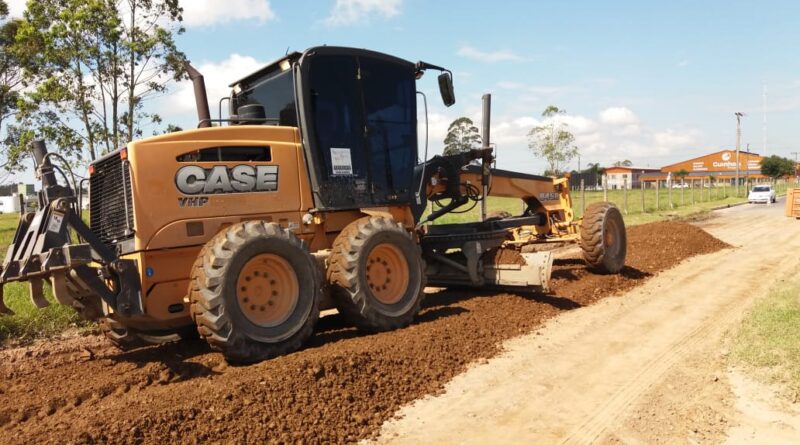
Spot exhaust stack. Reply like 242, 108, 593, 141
480, 94, 492, 220
185, 62, 211, 128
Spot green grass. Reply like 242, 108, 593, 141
732, 276, 800, 395
0, 213, 87, 345
430, 180, 790, 226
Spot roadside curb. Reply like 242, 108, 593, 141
711, 201, 749, 211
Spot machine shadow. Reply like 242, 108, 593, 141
422, 287, 583, 311
107, 338, 218, 381
551, 260, 650, 282
307, 303, 470, 347
103, 282, 589, 366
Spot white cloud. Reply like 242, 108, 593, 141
491, 116, 538, 146
457, 46, 523, 63
599, 107, 641, 135
676, 59, 689, 68
599, 107, 639, 126
182, 0, 276, 27
6, 0, 25, 17
414, 104, 704, 174
653, 128, 700, 152
496, 80, 577, 100
159, 53, 266, 119
323, 0, 401, 27
418, 111, 452, 153
512, 116, 539, 128
557, 115, 598, 136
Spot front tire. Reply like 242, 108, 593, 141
190, 221, 321, 363
327, 216, 425, 332
580, 202, 626, 274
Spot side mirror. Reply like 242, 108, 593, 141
438, 72, 455, 107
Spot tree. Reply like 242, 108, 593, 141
0, 1, 23, 160
675, 168, 689, 183
760, 155, 796, 180
6, 0, 186, 171
527, 105, 578, 176
443, 117, 481, 155
613, 159, 632, 167
584, 162, 604, 174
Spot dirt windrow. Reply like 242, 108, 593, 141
0, 221, 728, 445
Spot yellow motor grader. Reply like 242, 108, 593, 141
0, 46, 625, 362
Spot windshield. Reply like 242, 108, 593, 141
752, 186, 771, 192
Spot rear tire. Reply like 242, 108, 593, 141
580, 202, 626, 274
190, 221, 320, 364
327, 216, 425, 332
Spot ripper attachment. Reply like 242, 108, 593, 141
0, 140, 142, 319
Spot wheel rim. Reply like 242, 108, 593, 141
365, 243, 410, 305
236, 254, 299, 327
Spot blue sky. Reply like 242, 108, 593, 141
7, 0, 800, 177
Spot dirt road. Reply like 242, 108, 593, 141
375, 200, 800, 444
0, 216, 730, 444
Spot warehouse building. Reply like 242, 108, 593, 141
639, 149, 766, 187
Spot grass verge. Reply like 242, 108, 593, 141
731, 277, 800, 396
0, 213, 89, 345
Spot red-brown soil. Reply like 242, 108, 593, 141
0, 221, 728, 445
489, 247, 526, 265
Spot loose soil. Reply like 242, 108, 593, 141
0, 221, 727, 445
489, 247, 526, 265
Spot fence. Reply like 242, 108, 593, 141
575, 177, 791, 219
569, 171, 601, 190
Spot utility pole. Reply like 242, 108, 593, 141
746, 143, 751, 185
735, 112, 745, 196
791, 152, 799, 162
763, 83, 768, 156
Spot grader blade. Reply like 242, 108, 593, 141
483, 251, 553, 293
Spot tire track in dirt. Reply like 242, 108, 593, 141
375, 204, 798, 445
0, 221, 728, 445
560, 264, 765, 445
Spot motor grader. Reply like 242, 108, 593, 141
0, 46, 626, 363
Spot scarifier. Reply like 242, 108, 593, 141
0, 47, 626, 362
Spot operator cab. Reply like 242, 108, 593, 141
229, 46, 454, 211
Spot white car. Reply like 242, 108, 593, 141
748, 185, 777, 204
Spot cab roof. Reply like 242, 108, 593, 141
228, 46, 415, 88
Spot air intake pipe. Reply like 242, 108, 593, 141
184, 62, 211, 128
